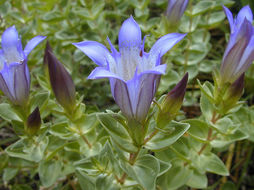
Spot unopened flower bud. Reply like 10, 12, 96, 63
26, 107, 41, 136
166, 0, 189, 26
45, 42, 76, 113
157, 73, 188, 127
223, 74, 244, 112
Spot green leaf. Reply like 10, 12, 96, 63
179, 15, 200, 33
144, 121, 190, 151
0, 103, 21, 122
5, 137, 48, 162
156, 158, 171, 177
95, 175, 120, 190
3, 167, 19, 182
157, 160, 192, 190
39, 160, 62, 187
189, 1, 215, 16
30, 91, 50, 118
184, 119, 209, 142
186, 170, 208, 189
76, 171, 95, 190
202, 153, 229, 176
97, 113, 138, 153
221, 181, 237, 190
121, 155, 160, 190
50, 122, 74, 140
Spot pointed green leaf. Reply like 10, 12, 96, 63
144, 121, 190, 151
121, 155, 160, 190
97, 113, 138, 153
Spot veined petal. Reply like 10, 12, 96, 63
73, 41, 110, 66
0, 72, 14, 102
149, 33, 186, 58
135, 73, 160, 121
2, 26, 24, 64
118, 16, 142, 49
87, 67, 124, 81
14, 62, 30, 105
24, 36, 46, 57
0, 50, 4, 70
141, 64, 167, 75
223, 5, 235, 33
236, 5, 253, 28
113, 79, 134, 120
0, 63, 18, 101
235, 35, 254, 76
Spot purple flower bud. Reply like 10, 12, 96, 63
166, 0, 189, 25
161, 73, 188, 115
220, 6, 254, 84
0, 26, 46, 105
223, 74, 244, 112
26, 107, 41, 136
45, 42, 76, 112
73, 16, 186, 123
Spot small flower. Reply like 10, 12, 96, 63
26, 107, 41, 136
73, 16, 186, 123
166, 0, 189, 26
45, 42, 76, 112
0, 26, 46, 105
220, 6, 254, 84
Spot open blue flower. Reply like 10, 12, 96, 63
0, 26, 46, 105
74, 17, 186, 122
221, 6, 254, 84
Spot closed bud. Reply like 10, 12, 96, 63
157, 73, 188, 127
26, 107, 41, 136
45, 42, 76, 113
166, 0, 189, 26
223, 74, 244, 112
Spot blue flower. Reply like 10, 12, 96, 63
0, 26, 46, 105
166, 0, 189, 25
220, 6, 254, 84
74, 16, 186, 122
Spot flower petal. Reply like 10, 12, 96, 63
1, 26, 24, 64
24, 36, 46, 57
141, 64, 167, 75
235, 35, 254, 76
0, 62, 19, 102
149, 33, 186, 58
73, 41, 111, 66
236, 5, 253, 28
14, 62, 30, 105
118, 16, 142, 49
113, 79, 134, 120
87, 67, 123, 81
134, 73, 160, 121
223, 5, 235, 33
0, 72, 14, 102
0, 50, 5, 70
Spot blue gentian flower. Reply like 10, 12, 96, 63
74, 16, 186, 122
0, 26, 46, 105
166, 0, 189, 25
220, 6, 254, 84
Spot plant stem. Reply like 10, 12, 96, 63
221, 143, 235, 184
198, 111, 219, 155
